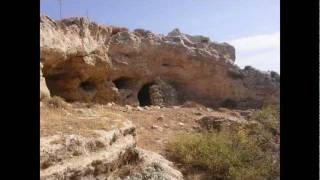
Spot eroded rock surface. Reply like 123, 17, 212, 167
40, 16, 279, 109
40, 122, 183, 180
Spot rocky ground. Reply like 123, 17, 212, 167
41, 100, 252, 154
41, 99, 184, 180
40, 98, 260, 180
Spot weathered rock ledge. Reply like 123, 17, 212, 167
40, 123, 183, 180
40, 16, 279, 109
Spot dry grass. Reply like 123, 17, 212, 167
105, 105, 243, 154
250, 105, 280, 136
42, 96, 69, 109
40, 101, 123, 137
166, 130, 279, 180
166, 106, 280, 180
40, 99, 259, 154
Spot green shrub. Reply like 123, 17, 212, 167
250, 105, 280, 136
166, 127, 279, 180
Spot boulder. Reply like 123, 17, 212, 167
197, 116, 226, 131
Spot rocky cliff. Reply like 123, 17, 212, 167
40, 16, 279, 109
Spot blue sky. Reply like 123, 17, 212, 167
41, 0, 280, 73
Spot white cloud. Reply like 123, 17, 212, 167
227, 32, 280, 73
235, 49, 280, 73
228, 32, 280, 52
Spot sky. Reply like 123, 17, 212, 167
40, 0, 280, 73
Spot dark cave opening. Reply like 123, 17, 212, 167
113, 77, 132, 89
221, 99, 237, 109
44, 73, 66, 97
137, 82, 154, 106
80, 81, 96, 92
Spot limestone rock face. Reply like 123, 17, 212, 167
40, 63, 50, 100
40, 16, 279, 108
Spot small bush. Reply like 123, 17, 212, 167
43, 96, 68, 109
250, 106, 280, 136
166, 126, 279, 179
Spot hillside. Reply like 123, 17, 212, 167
40, 16, 280, 180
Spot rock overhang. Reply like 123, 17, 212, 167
40, 16, 279, 109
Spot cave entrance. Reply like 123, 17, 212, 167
137, 82, 154, 106
80, 80, 96, 92
113, 77, 132, 89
